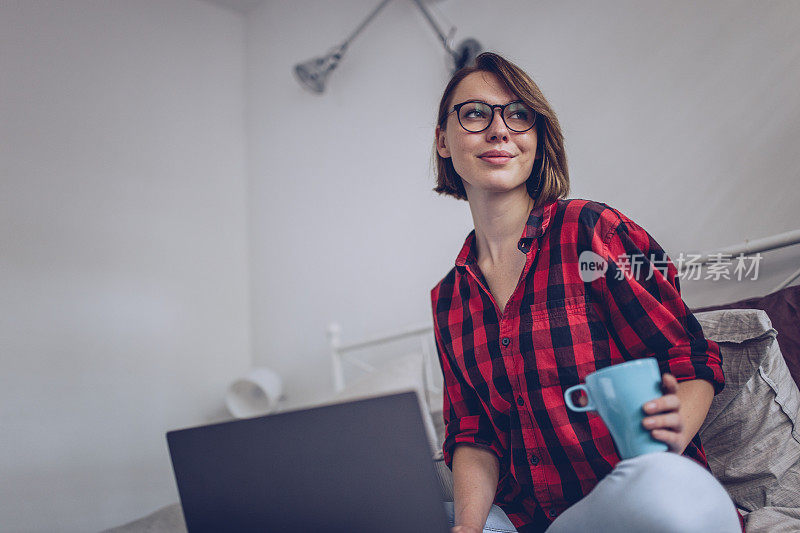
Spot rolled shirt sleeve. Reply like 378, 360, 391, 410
432, 291, 504, 469
592, 217, 724, 393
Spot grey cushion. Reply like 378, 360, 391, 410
742, 506, 800, 532
696, 309, 800, 532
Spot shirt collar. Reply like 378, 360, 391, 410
455, 200, 558, 267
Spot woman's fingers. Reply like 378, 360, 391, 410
650, 428, 684, 451
642, 373, 681, 415
642, 412, 683, 432
642, 393, 680, 415
660, 372, 679, 394
642, 373, 685, 451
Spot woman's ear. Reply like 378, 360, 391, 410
435, 125, 450, 158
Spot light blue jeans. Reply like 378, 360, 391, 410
445, 452, 741, 533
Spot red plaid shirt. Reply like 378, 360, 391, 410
431, 198, 725, 532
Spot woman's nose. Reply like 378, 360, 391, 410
485, 108, 509, 141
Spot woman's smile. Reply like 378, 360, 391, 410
478, 149, 515, 165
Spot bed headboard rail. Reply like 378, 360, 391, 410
326, 322, 439, 398
679, 228, 800, 292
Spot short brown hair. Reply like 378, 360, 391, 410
433, 52, 569, 205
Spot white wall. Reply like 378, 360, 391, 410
246, 0, 465, 409
0, 1, 250, 531
246, 0, 800, 410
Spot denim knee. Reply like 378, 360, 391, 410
614, 452, 740, 533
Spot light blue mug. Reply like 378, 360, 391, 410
563, 358, 668, 459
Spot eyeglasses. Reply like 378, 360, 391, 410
445, 100, 537, 133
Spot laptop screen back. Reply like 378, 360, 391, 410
167, 391, 449, 533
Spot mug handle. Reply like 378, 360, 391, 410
564, 384, 594, 412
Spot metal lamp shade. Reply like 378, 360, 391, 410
452, 38, 482, 71
293, 46, 346, 94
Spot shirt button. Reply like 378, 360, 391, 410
516, 396, 525, 406
548, 509, 558, 518
501, 337, 510, 347
529, 453, 539, 465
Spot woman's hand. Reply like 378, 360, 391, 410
642, 373, 686, 452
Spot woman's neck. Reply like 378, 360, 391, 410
467, 187, 534, 268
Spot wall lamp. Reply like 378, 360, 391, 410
293, 0, 483, 94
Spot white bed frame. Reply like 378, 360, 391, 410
679, 228, 800, 292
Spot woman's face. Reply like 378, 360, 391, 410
436, 71, 538, 198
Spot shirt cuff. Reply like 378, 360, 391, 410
442, 414, 504, 469
660, 340, 725, 394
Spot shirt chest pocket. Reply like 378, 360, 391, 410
520, 295, 611, 388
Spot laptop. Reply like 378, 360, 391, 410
166, 390, 450, 532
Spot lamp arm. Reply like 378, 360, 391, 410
410, 0, 457, 60
342, 0, 393, 50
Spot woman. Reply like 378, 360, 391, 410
430, 52, 742, 533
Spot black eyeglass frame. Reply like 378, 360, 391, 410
444, 99, 537, 133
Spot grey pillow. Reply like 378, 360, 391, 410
696, 309, 800, 531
